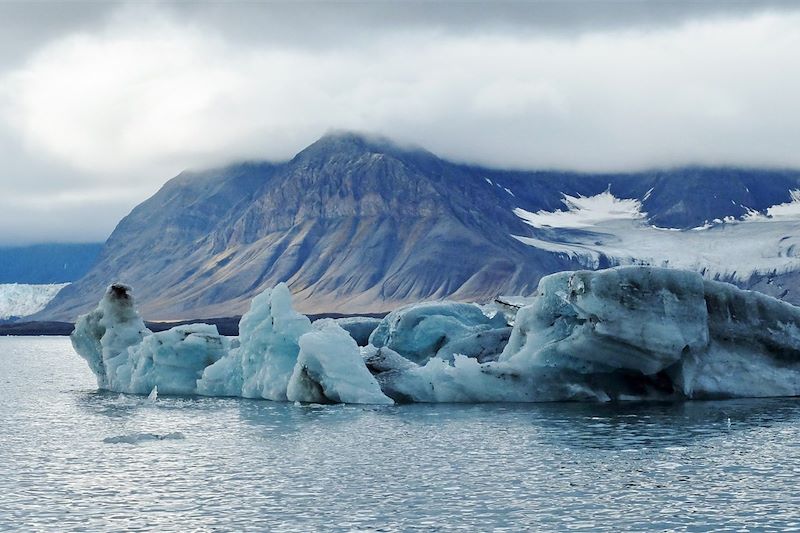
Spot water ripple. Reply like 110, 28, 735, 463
2, 337, 800, 532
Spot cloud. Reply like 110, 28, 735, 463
0, 2, 799, 244
2, 1, 794, 63
0, 189, 142, 245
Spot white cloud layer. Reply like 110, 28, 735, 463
0, 3, 799, 243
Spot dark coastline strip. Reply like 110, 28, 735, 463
0, 312, 387, 337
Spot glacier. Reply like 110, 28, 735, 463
0, 283, 69, 320
512, 191, 800, 282
72, 266, 800, 404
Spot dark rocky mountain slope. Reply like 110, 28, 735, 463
39, 132, 800, 320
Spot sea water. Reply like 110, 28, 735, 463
1, 336, 799, 532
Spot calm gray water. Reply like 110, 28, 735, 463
2, 337, 800, 532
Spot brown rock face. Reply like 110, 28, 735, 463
38, 132, 800, 321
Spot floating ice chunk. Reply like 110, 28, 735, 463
287, 319, 393, 404
369, 301, 508, 364
71, 284, 227, 395
125, 324, 228, 395
239, 283, 312, 400
500, 267, 709, 375
677, 278, 800, 398
376, 266, 800, 402
332, 316, 382, 346
103, 432, 185, 444
435, 327, 512, 363
197, 283, 312, 400
194, 346, 243, 397
362, 345, 418, 374
381, 355, 611, 403
71, 284, 151, 391
74, 269, 800, 404
496, 267, 800, 400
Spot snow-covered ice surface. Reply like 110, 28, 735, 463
0, 282, 68, 319
72, 267, 800, 404
513, 191, 800, 282
514, 191, 646, 229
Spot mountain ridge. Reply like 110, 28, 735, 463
38, 132, 800, 321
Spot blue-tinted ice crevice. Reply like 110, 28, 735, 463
71, 267, 800, 403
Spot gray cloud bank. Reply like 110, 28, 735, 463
0, 1, 799, 244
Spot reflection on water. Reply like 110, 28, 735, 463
2, 337, 800, 532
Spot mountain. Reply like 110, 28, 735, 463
38, 132, 800, 321
0, 243, 103, 283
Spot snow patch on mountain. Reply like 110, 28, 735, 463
513, 191, 800, 282
747, 189, 800, 220
0, 283, 69, 319
513, 191, 645, 229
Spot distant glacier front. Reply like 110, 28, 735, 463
71, 266, 800, 404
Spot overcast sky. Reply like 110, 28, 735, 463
1, 1, 799, 245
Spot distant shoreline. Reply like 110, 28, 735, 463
0, 312, 387, 337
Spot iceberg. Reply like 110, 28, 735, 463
369, 301, 508, 364
125, 324, 228, 395
72, 267, 800, 404
197, 283, 313, 400
71, 284, 229, 395
103, 432, 185, 444
333, 316, 382, 346
287, 319, 392, 404
372, 267, 800, 402
500, 268, 710, 376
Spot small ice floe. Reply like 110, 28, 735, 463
103, 432, 185, 444
147, 385, 158, 402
